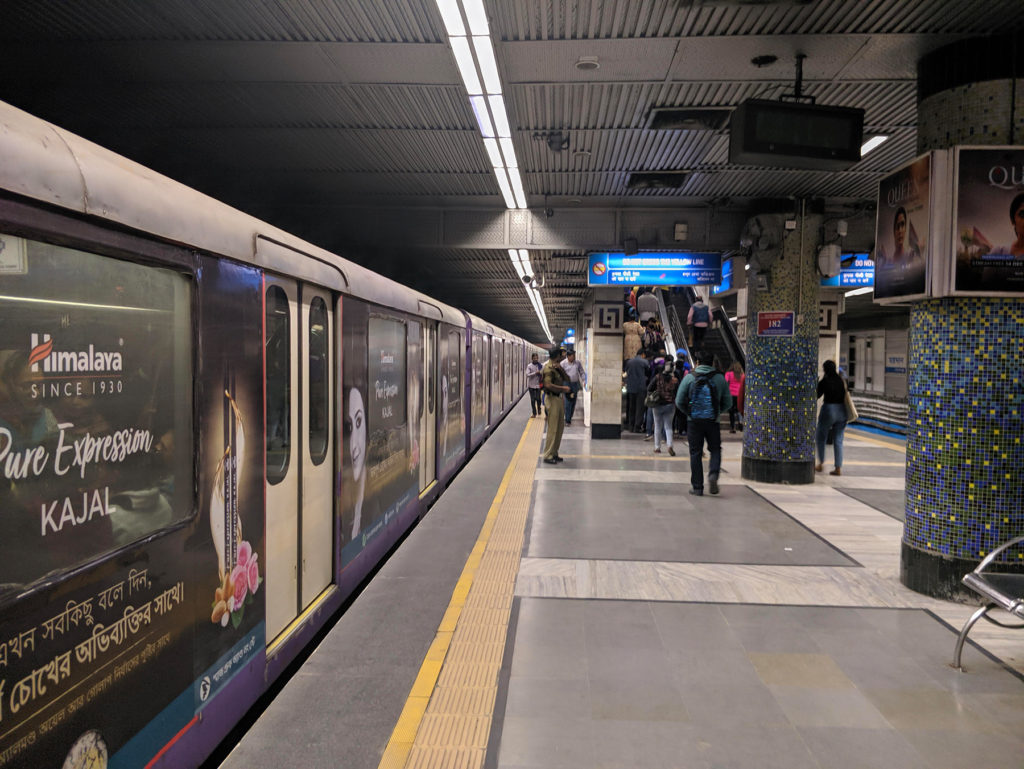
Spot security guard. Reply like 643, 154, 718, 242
541, 346, 571, 464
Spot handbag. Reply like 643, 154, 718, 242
843, 389, 859, 422
644, 390, 661, 408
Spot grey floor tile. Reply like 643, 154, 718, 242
768, 686, 892, 729
669, 647, 766, 689
679, 724, 821, 769
588, 675, 689, 722
860, 686, 1001, 733
680, 681, 792, 728
508, 642, 589, 681
503, 678, 591, 720
497, 716, 594, 768
796, 726, 929, 769
586, 721, 713, 769
650, 602, 746, 652
899, 728, 1024, 769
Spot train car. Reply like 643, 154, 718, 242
462, 312, 523, 455
0, 100, 526, 769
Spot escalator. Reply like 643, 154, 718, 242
663, 288, 745, 372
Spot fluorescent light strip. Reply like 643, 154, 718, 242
860, 135, 889, 157
488, 95, 511, 137
845, 286, 874, 297
507, 167, 527, 209
469, 95, 494, 137
461, 0, 489, 35
450, 36, 482, 95
499, 137, 517, 167
493, 167, 516, 208
471, 36, 502, 95
434, 0, 465, 35
483, 137, 503, 167
0, 295, 165, 313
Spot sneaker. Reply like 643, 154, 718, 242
653, 448, 661, 454
689, 489, 703, 496
644, 434, 653, 441
668, 447, 675, 456
709, 476, 719, 495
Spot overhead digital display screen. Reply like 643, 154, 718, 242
820, 253, 874, 288
588, 252, 721, 286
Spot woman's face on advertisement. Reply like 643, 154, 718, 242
893, 212, 907, 249
1013, 202, 1024, 241
349, 388, 365, 479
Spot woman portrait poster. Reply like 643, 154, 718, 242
874, 154, 929, 300
954, 147, 1024, 294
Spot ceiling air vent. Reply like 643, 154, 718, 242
626, 172, 689, 190
646, 107, 733, 131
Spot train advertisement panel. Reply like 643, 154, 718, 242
952, 147, 1024, 294
874, 154, 930, 300
340, 301, 418, 567
0, 239, 265, 768
471, 331, 487, 440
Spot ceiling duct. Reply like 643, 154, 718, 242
646, 107, 733, 131
626, 172, 690, 190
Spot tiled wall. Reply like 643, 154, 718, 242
904, 298, 1024, 563
742, 215, 821, 464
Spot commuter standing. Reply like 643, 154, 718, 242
687, 296, 711, 349
624, 349, 650, 433
542, 347, 570, 464
560, 349, 587, 425
526, 352, 543, 418
647, 362, 679, 455
724, 361, 744, 433
673, 351, 691, 437
815, 359, 848, 476
676, 349, 731, 496
636, 287, 659, 323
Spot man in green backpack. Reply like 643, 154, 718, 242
675, 349, 731, 496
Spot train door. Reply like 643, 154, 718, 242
300, 289, 333, 607
264, 277, 334, 647
420, 323, 437, 491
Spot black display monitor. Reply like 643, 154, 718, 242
729, 99, 865, 170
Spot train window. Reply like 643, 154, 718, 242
266, 285, 291, 484
308, 296, 329, 465
0, 234, 192, 588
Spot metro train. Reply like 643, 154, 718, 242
0, 100, 533, 768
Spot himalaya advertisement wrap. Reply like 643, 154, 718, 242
0, 236, 195, 768
953, 147, 1024, 294
874, 154, 930, 300
341, 300, 418, 567
439, 329, 465, 475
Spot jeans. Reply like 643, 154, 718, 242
652, 403, 675, 450
815, 403, 847, 468
565, 382, 580, 423
692, 325, 707, 348
529, 388, 542, 415
645, 406, 654, 436
626, 392, 645, 431
728, 403, 741, 431
687, 418, 721, 491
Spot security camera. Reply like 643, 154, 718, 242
544, 207, 554, 218
522, 274, 533, 284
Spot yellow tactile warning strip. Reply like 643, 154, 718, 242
378, 416, 543, 769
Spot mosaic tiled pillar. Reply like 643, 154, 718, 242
741, 212, 822, 484
901, 301, 1024, 596
901, 35, 1024, 598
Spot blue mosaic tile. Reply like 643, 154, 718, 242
904, 297, 1024, 564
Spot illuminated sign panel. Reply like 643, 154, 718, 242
820, 253, 874, 288
588, 252, 721, 286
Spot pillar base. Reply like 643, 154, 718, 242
591, 422, 621, 439
741, 455, 814, 484
899, 542, 1024, 602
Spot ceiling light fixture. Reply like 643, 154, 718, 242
575, 55, 600, 71
844, 286, 874, 297
860, 135, 889, 157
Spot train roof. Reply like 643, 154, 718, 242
462, 311, 517, 340
0, 99, 471, 330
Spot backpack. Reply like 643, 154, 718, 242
691, 303, 710, 325
689, 371, 717, 419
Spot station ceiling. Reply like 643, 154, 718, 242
1, 0, 1021, 341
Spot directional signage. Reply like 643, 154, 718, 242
821, 253, 874, 288
756, 310, 795, 337
588, 252, 722, 286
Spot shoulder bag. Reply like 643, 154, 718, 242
843, 388, 859, 422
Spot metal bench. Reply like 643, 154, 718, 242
953, 535, 1024, 670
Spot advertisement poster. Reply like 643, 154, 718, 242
0, 236, 195, 767
588, 252, 721, 287
953, 147, 1024, 294
490, 339, 501, 419
471, 332, 487, 440
439, 329, 465, 475
874, 154, 930, 300
191, 256, 265, 712
341, 301, 418, 566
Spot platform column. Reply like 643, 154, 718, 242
588, 288, 626, 439
740, 210, 822, 484
900, 34, 1024, 599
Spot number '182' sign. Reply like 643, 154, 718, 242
756, 311, 795, 337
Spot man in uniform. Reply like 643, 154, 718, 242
541, 346, 571, 464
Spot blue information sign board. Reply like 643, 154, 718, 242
588, 252, 721, 286
820, 253, 874, 288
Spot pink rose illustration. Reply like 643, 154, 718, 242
238, 540, 252, 568
231, 563, 248, 607
247, 553, 260, 594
